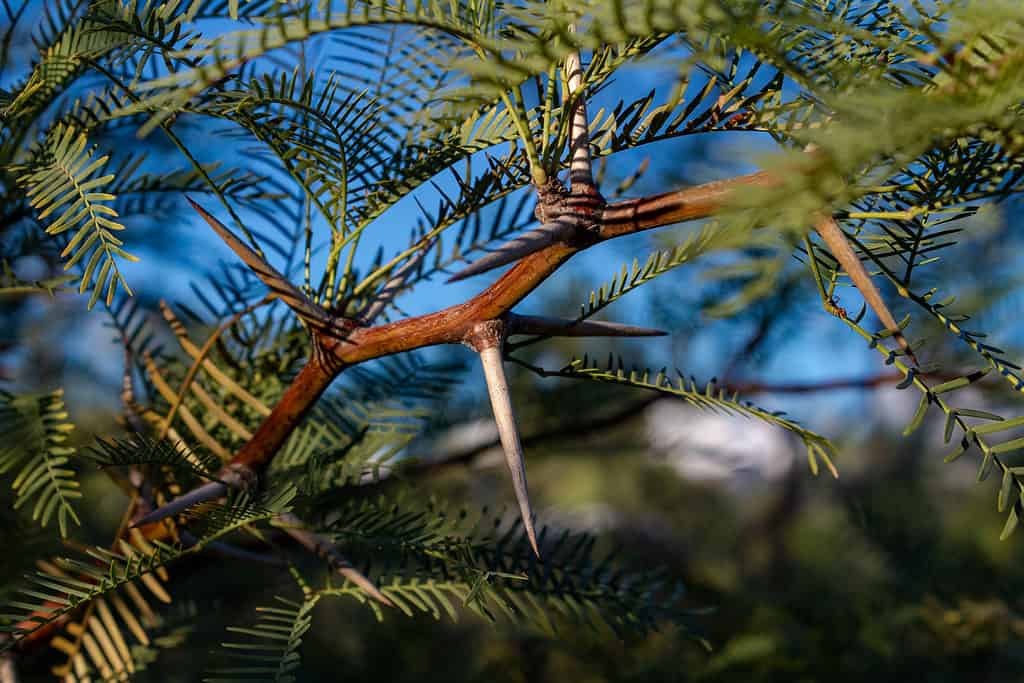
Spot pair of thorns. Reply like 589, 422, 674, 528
133, 48, 914, 607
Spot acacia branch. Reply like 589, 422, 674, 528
139, 169, 828, 528
336, 172, 773, 364
142, 133, 919, 546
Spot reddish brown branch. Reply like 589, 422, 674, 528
336, 173, 768, 365
230, 350, 338, 470
147, 169, 835, 524
599, 171, 776, 239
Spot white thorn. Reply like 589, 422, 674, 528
564, 30, 595, 192
447, 220, 576, 283
478, 345, 540, 557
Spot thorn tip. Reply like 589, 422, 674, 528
131, 480, 227, 528
477, 344, 541, 560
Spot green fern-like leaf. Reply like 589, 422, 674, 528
316, 506, 692, 638
0, 485, 295, 646
2, 7, 130, 124
0, 388, 82, 537
838, 313, 1024, 539
578, 220, 751, 323
269, 355, 464, 493
525, 355, 838, 477
0, 540, 182, 645
0, 260, 76, 297
46, 532, 177, 682
204, 595, 318, 683
84, 433, 222, 482
16, 123, 137, 307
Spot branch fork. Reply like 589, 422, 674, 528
456, 313, 667, 560
449, 42, 604, 285
139, 52, 913, 570
447, 178, 605, 284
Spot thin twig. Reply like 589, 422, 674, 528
358, 239, 434, 324
505, 313, 666, 338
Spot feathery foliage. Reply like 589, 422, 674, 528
204, 596, 317, 683
1, 485, 294, 645
43, 532, 177, 682
0, 389, 81, 537
516, 354, 838, 478
15, 124, 137, 307
5, 0, 1024, 679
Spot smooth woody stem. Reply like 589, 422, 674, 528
599, 171, 776, 239
150, 170, 802, 529
135, 355, 340, 527
445, 172, 776, 284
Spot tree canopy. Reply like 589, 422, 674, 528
3, 0, 1024, 680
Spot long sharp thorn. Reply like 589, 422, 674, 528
507, 314, 667, 338
360, 239, 435, 324
131, 480, 227, 528
815, 217, 918, 365
337, 566, 393, 607
187, 198, 349, 337
478, 345, 540, 558
277, 512, 393, 607
447, 220, 576, 283
179, 530, 285, 566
